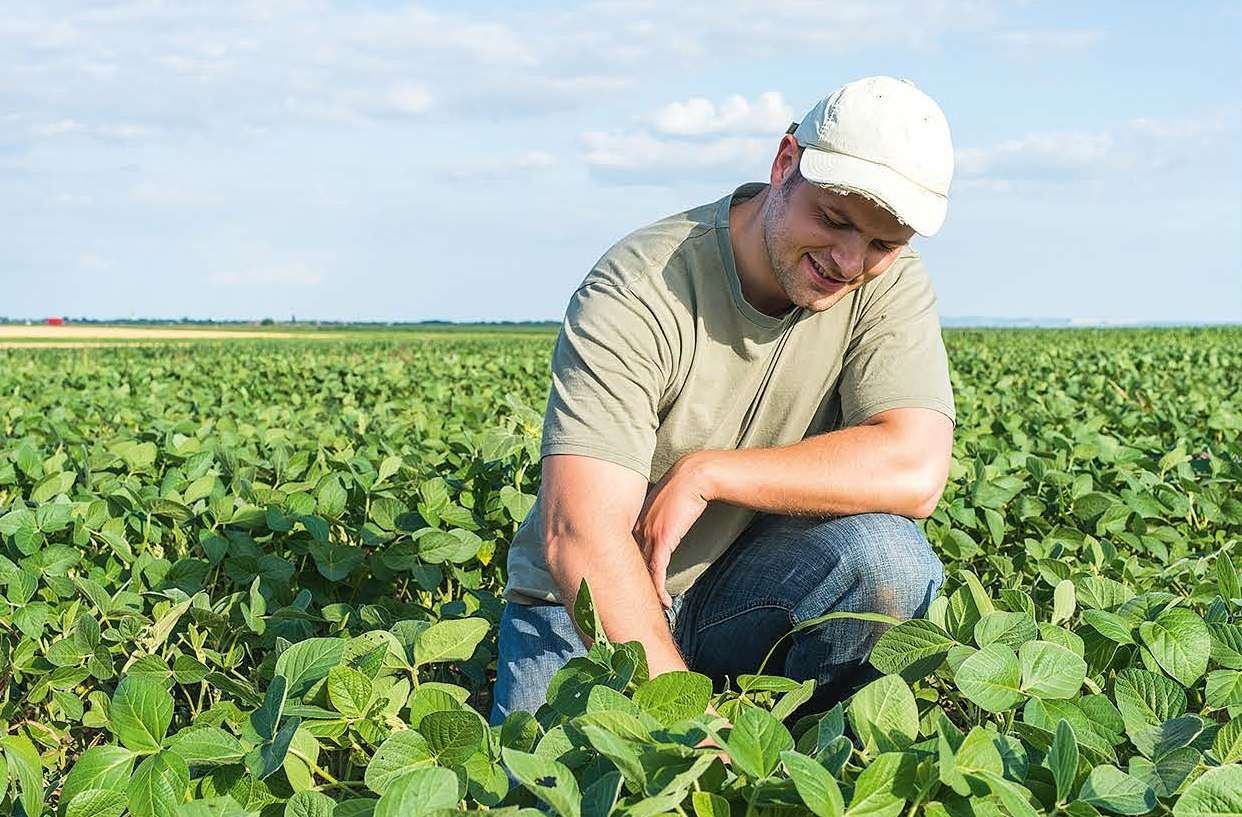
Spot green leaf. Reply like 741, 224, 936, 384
579, 724, 646, 791
847, 674, 919, 755
1046, 719, 1080, 805
974, 611, 1038, 650
1114, 668, 1188, 748
869, 619, 955, 679
954, 726, 1004, 779
725, 707, 793, 779
274, 638, 346, 699
374, 766, 460, 817
412, 618, 489, 666
127, 751, 189, 817
327, 666, 373, 718
782, 750, 843, 817
365, 730, 435, 794
1083, 610, 1137, 645
60, 745, 136, 810
845, 751, 915, 817
1, 734, 44, 817
110, 675, 174, 754
572, 578, 606, 646
1078, 765, 1156, 815
284, 790, 335, 817
1216, 550, 1240, 604
1019, 640, 1088, 699
167, 727, 245, 767
1211, 716, 1242, 763
502, 748, 581, 817
1172, 765, 1242, 817
245, 716, 302, 780
977, 771, 1039, 817
1052, 579, 1077, 625
175, 797, 255, 817
632, 670, 712, 726
692, 791, 731, 817
955, 643, 1024, 712
1137, 607, 1210, 686
419, 710, 485, 768
64, 789, 128, 817
251, 675, 288, 741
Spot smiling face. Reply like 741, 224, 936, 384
761, 136, 917, 314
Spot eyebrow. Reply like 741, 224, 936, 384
822, 205, 909, 245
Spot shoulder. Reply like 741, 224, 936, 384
579, 198, 720, 294
860, 245, 936, 306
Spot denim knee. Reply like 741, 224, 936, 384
791, 512, 944, 623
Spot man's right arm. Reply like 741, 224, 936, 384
540, 452, 688, 676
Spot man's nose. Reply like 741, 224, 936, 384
829, 233, 868, 281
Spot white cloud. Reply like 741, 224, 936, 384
955, 107, 1241, 191
0, 0, 1026, 155
652, 92, 793, 136
583, 91, 792, 184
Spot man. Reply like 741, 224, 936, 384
491, 76, 957, 724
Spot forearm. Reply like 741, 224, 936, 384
693, 422, 943, 519
545, 530, 688, 675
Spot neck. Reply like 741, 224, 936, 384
728, 186, 795, 318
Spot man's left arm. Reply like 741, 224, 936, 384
671, 405, 953, 519
633, 255, 956, 596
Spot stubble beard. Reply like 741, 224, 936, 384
762, 186, 859, 316
761, 191, 806, 313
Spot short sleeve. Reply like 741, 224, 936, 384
837, 255, 956, 429
540, 281, 671, 479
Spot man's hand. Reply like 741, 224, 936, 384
633, 453, 715, 608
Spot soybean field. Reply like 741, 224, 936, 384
0, 326, 1238, 817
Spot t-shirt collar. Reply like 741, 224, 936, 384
715, 182, 802, 331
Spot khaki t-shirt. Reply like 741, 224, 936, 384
503, 182, 955, 604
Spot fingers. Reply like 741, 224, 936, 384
650, 539, 673, 609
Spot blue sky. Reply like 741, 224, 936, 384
2, 1, 1239, 323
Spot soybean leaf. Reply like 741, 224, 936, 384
365, 731, 435, 794
502, 748, 581, 817
1171, 765, 1242, 817
847, 674, 919, 755
1046, 719, 1080, 805
956, 643, 1024, 713
1, 734, 45, 817
412, 618, 489, 666
374, 766, 459, 817
1078, 765, 1156, 815
1019, 640, 1088, 699
632, 671, 712, 726
724, 707, 794, 780
127, 750, 189, 817
782, 750, 843, 817
110, 675, 174, 754
1137, 608, 1210, 687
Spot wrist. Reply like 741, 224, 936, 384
682, 449, 728, 503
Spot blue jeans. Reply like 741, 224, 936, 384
489, 512, 944, 725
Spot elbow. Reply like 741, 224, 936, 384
902, 466, 948, 520
908, 481, 945, 519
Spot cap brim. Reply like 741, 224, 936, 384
799, 147, 947, 236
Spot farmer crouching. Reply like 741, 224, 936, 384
492, 76, 957, 722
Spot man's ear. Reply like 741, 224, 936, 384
769, 134, 800, 187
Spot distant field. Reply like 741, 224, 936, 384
0, 323, 559, 346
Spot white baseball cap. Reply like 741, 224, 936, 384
791, 76, 954, 236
